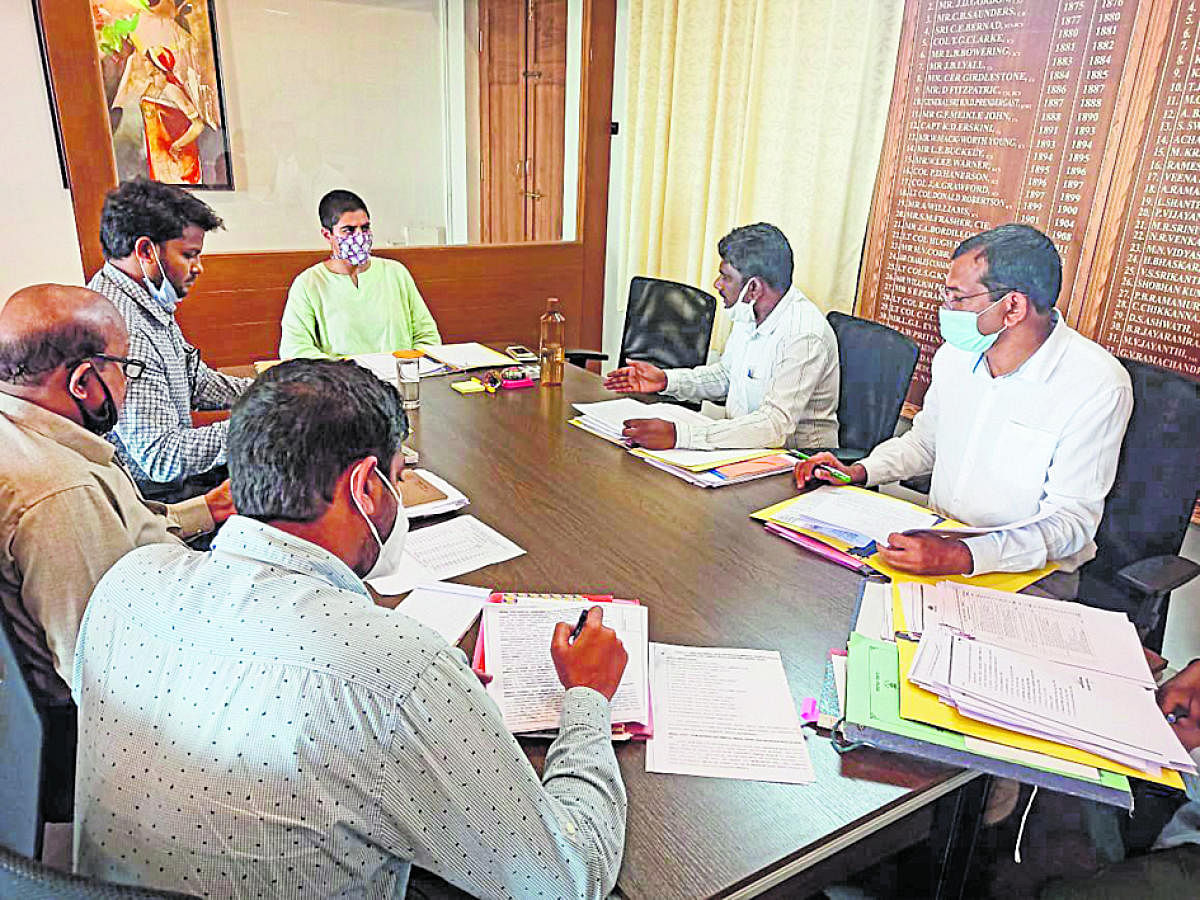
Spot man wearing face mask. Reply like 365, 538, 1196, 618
795, 224, 1133, 577
603, 223, 839, 451
74, 359, 630, 898
87, 178, 252, 503
278, 189, 442, 359
0, 284, 231, 709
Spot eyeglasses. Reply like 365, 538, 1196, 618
75, 355, 149, 380
939, 286, 1014, 307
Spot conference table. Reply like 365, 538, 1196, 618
356, 364, 982, 899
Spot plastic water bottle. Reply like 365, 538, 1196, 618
538, 297, 565, 386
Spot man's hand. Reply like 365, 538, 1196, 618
621, 418, 677, 450
603, 360, 668, 394
1158, 659, 1200, 752
550, 606, 629, 700
204, 480, 236, 526
793, 452, 866, 490
876, 532, 973, 576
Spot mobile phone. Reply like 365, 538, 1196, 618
506, 345, 538, 363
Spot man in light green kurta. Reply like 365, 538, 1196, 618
280, 189, 442, 359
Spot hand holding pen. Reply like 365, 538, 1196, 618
792, 451, 864, 489
1158, 659, 1200, 752
550, 606, 629, 700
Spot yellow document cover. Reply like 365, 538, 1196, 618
895, 638, 1185, 790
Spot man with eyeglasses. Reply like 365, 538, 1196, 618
0, 284, 233, 708
88, 178, 252, 504
795, 223, 1133, 577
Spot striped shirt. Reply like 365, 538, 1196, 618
86, 263, 251, 488
73, 516, 626, 898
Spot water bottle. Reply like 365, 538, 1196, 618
538, 297, 565, 386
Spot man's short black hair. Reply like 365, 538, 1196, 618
319, 190, 370, 231
0, 323, 108, 385
99, 179, 224, 260
229, 359, 408, 522
952, 224, 1062, 314
717, 223, 794, 293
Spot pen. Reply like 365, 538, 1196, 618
1167, 705, 1188, 725
790, 450, 853, 483
569, 609, 589, 641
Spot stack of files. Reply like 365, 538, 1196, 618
422, 342, 517, 371
840, 582, 1141, 808
472, 593, 651, 740
349, 351, 449, 381
367, 515, 525, 596
570, 398, 792, 486
399, 469, 469, 519
905, 622, 1194, 778
752, 486, 1058, 592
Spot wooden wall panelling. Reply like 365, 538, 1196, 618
37, 0, 615, 368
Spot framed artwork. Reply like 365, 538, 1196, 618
90, 0, 233, 189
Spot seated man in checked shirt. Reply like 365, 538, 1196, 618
74, 359, 630, 899
795, 224, 1133, 578
603, 222, 840, 451
87, 179, 252, 503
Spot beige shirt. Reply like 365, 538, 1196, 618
0, 393, 213, 703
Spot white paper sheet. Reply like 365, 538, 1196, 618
367, 515, 525, 596
773, 487, 939, 545
645, 643, 815, 784
852, 581, 891, 640
572, 398, 711, 434
348, 352, 448, 383
394, 582, 491, 645
483, 601, 649, 733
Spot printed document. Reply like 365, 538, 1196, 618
368, 515, 525, 595
394, 582, 491, 645
645, 644, 815, 784
776, 487, 939, 545
483, 601, 649, 733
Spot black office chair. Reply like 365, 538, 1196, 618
804, 311, 919, 464
0, 844, 198, 899
1076, 359, 1200, 652
565, 276, 718, 372
0, 607, 76, 860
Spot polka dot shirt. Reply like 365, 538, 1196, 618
72, 515, 626, 898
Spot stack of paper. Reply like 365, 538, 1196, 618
571, 398, 712, 443
645, 644, 814, 784
907, 623, 1194, 776
367, 515, 525, 596
394, 582, 490, 644
349, 352, 449, 381
400, 469, 469, 519
423, 342, 516, 371
480, 598, 650, 736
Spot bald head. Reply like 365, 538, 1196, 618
0, 285, 126, 386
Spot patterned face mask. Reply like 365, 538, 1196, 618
335, 231, 372, 267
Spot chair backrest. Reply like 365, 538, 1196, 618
1090, 358, 1200, 578
619, 277, 718, 371
0, 844, 199, 899
0, 608, 44, 858
827, 311, 920, 455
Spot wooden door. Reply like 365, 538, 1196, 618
480, 0, 567, 242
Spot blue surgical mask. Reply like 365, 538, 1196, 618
137, 244, 181, 312
938, 297, 1007, 353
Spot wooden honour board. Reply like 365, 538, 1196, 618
858, 0, 1200, 407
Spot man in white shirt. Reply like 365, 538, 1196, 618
795, 224, 1133, 577
603, 223, 839, 450
74, 359, 630, 898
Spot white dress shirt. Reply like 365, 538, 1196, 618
662, 286, 840, 450
859, 316, 1133, 575
73, 516, 626, 899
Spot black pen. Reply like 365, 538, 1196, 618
570, 609, 589, 641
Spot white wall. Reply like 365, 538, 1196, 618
1, 2, 85, 297
205, 0, 449, 252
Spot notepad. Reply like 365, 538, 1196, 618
423, 342, 516, 371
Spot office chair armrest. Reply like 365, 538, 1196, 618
564, 349, 609, 368
1116, 554, 1200, 596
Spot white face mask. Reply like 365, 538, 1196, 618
728, 278, 758, 325
353, 467, 408, 580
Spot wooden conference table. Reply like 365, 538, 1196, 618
351, 365, 977, 899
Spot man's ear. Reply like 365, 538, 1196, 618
346, 455, 380, 514
1002, 291, 1033, 327
66, 361, 94, 401
133, 236, 157, 262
